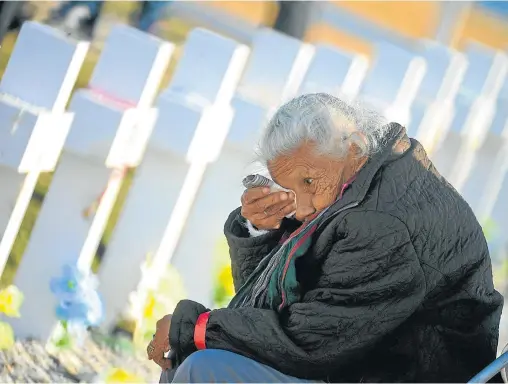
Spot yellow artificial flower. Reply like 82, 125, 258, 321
0, 322, 15, 350
143, 292, 156, 320
0, 285, 24, 317
218, 265, 235, 297
104, 368, 145, 383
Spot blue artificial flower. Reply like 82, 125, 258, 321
51, 264, 104, 327
56, 299, 89, 323
50, 265, 84, 301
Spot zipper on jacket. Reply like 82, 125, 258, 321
317, 201, 360, 231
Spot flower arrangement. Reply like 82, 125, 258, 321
0, 285, 24, 349
128, 253, 187, 349
212, 236, 235, 308
96, 367, 145, 383
49, 264, 103, 350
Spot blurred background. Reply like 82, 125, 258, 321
0, 0, 507, 382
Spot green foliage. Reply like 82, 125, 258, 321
50, 321, 73, 350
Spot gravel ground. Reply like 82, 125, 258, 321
0, 336, 160, 383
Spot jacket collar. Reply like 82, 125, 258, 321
328, 122, 408, 213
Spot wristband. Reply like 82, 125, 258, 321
194, 311, 211, 350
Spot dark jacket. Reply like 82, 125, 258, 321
170, 124, 503, 382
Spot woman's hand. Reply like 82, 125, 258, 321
147, 314, 172, 370
241, 187, 296, 230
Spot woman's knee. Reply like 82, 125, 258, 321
172, 350, 228, 382
183, 349, 222, 366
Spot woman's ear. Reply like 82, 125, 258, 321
347, 132, 367, 157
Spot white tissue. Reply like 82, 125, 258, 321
268, 183, 297, 218
247, 168, 297, 218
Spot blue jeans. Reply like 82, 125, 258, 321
55, 1, 170, 32
160, 349, 318, 383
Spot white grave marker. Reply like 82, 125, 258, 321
478, 143, 508, 264
0, 22, 89, 276
297, 44, 368, 99
237, 27, 314, 107
430, 43, 508, 182
458, 96, 508, 215
359, 42, 426, 127
170, 28, 316, 307
11, 25, 173, 341
409, 41, 467, 147
97, 28, 249, 330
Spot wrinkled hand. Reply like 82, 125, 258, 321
241, 187, 296, 230
147, 314, 172, 370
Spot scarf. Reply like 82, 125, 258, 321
228, 176, 356, 312
228, 207, 331, 312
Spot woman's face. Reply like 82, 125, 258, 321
268, 142, 365, 222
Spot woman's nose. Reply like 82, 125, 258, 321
295, 205, 316, 222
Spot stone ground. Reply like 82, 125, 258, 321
0, 335, 160, 383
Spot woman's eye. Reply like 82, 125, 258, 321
303, 178, 314, 185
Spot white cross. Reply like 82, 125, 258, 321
10, 110, 23, 135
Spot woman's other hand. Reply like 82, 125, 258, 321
241, 187, 296, 230
147, 314, 172, 370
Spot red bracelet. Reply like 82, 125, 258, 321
194, 311, 211, 350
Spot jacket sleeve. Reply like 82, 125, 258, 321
172, 211, 426, 379
224, 207, 287, 291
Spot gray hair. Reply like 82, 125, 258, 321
257, 93, 394, 164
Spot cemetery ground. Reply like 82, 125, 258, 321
0, 2, 196, 382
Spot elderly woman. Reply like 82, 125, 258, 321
148, 93, 503, 383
